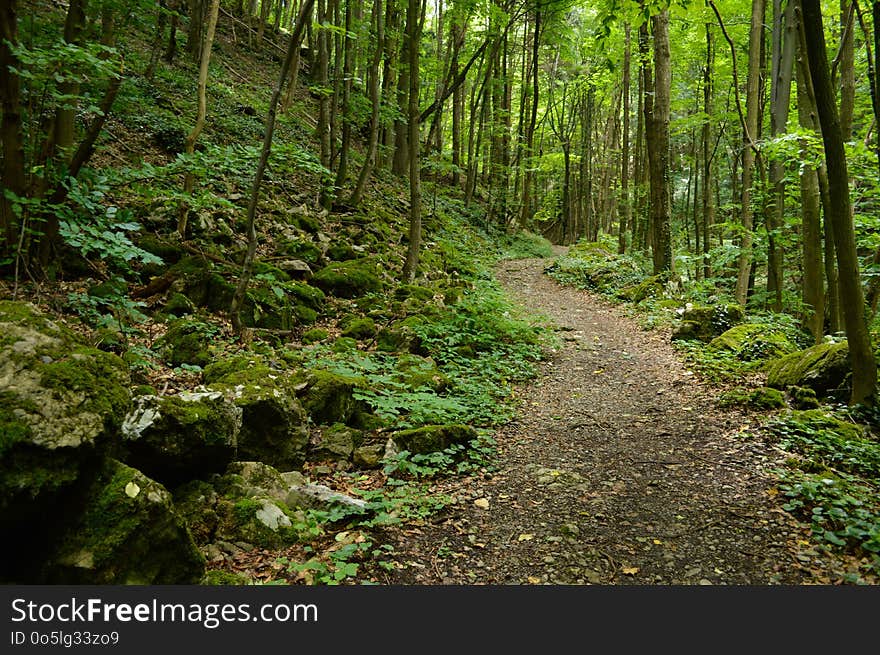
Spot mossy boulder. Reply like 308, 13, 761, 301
155, 319, 218, 368
765, 341, 851, 397
202, 355, 264, 384
788, 386, 821, 410
120, 392, 242, 487
311, 259, 382, 298
617, 275, 665, 303
168, 257, 236, 313
708, 323, 797, 362
162, 293, 196, 317
279, 238, 323, 265
395, 284, 435, 302
391, 424, 478, 455
302, 328, 328, 344
295, 369, 371, 427
332, 337, 358, 353
208, 367, 310, 470
341, 316, 377, 340
392, 354, 449, 392
353, 443, 386, 469
719, 386, 786, 410
44, 459, 204, 584
671, 304, 745, 342
310, 423, 363, 462
174, 460, 307, 548
0, 301, 130, 515
326, 244, 359, 261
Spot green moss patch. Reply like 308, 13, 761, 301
766, 341, 850, 397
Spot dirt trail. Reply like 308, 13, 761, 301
385, 256, 823, 585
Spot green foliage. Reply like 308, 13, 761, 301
759, 408, 880, 576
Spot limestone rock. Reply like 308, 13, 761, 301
391, 424, 478, 455
45, 459, 204, 584
209, 366, 309, 470
120, 392, 241, 486
671, 304, 744, 342
766, 341, 850, 398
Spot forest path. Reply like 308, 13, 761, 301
384, 254, 821, 585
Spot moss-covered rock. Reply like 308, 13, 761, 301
208, 367, 309, 470
202, 355, 264, 384
788, 385, 821, 410
168, 257, 236, 313
311, 259, 382, 298
310, 423, 363, 462
617, 275, 665, 303
341, 316, 377, 340
326, 244, 359, 261
279, 238, 323, 265
395, 284, 435, 302
120, 392, 241, 486
720, 386, 786, 410
155, 319, 218, 368
765, 341, 850, 397
302, 328, 329, 344
708, 323, 797, 361
671, 304, 745, 342
295, 369, 370, 427
45, 459, 204, 584
162, 293, 196, 317
391, 424, 477, 455
0, 301, 130, 521
353, 444, 386, 469
393, 354, 449, 392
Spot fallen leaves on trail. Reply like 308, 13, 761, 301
518, 534, 535, 542
474, 498, 490, 509
621, 566, 640, 575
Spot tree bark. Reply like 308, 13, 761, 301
402, 0, 422, 281
802, 0, 877, 404
734, 0, 766, 305
766, 0, 796, 311
0, 0, 25, 255
645, 10, 673, 273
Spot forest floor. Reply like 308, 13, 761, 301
376, 251, 856, 585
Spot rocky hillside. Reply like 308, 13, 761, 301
0, 6, 554, 584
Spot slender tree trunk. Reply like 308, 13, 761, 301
767, 0, 796, 310
797, 45, 825, 343
701, 17, 715, 279
618, 23, 632, 254
316, 0, 332, 206
402, 0, 422, 281
734, 0, 766, 304
187, 0, 206, 62
349, 0, 385, 206
179, 0, 221, 237
0, 0, 25, 254
231, 0, 316, 334
520, 8, 540, 227
333, 0, 355, 201
645, 10, 673, 273
802, 0, 877, 404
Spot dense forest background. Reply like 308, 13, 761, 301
1, 0, 879, 584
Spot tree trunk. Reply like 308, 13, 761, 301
766, 0, 796, 311
402, 0, 422, 281
618, 23, 632, 254
333, 0, 355, 201
179, 0, 221, 237
734, 0, 766, 305
0, 0, 25, 255
802, 0, 877, 404
796, 44, 825, 343
645, 10, 673, 273
316, 0, 332, 206
231, 0, 316, 334
701, 17, 715, 279
349, 0, 385, 206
